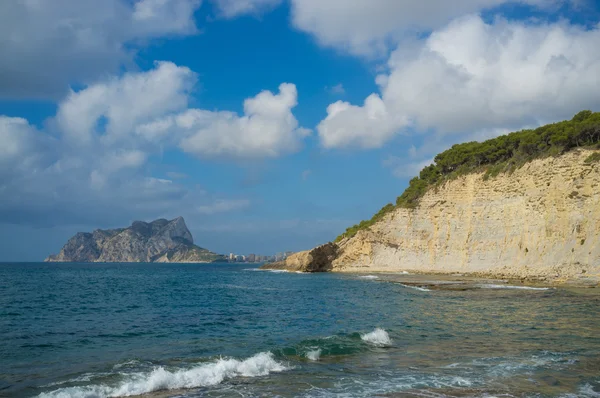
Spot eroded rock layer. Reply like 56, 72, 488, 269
264, 150, 600, 284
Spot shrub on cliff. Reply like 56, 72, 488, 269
336, 110, 600, 242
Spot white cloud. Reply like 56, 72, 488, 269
212, 0, 282, 18
0, 62, 299, 227
56, 61, 196, 146
318, 94, 408, 149
0, 0, 201, 99
197, 199, 251, 214
318, 15, 600, 149
54, 63, 308, 159
133, 0, 201, 35
290, 0, 567, 57
0, 117, 40, 161
177, 83, 310, 158
0, 117, 56, 186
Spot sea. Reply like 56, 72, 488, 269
1, 263, 599, 398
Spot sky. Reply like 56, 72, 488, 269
1, 0, 599, 261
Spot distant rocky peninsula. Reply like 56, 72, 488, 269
46, 217, 225, 263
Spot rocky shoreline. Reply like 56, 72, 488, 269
260, 261, 598, 288
262, 150, 600, 288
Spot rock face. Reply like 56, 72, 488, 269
46, 217, 225, 263
264, 150, 600, 284
262, 243, 338, 272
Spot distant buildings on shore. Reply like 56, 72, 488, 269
226, 251, 294, 263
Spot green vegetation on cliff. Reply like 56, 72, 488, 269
584, 152, 600, 164
336, 110, 600, 242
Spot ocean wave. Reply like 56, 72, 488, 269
567, 383, 600, 398
305, 349, 322, 361
399, 284, 431, 292
38, 352, 288, 398
277, 330, 395, 360
359, 275, 379, 280
469, 351, 579, 379
298, 373, 475, 397
360, 328, 392, 347
41, 373, 112, 388
243, 268, 289, 273
477, 284, 550, 291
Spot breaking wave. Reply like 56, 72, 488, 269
478, 284, 550, 291
399, 284, 431, 292
38, 352, 288, 398
306, 349, 322, 361
360, 328, 392, 347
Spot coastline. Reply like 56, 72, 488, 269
260, 262, 599, 288
261, 149, 600, 289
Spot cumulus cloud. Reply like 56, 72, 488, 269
56, 61, 196, 146
319, 94, 408, 149
179, 83, 310, 158
138, 83, 310, 158
212, 0, 282, 18
0, 0, 201, 99
318, 15, 600, 149
0, 62, 305, 227
290, 0, 567, 57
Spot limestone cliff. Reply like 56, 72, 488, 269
46, 217, 225, 263
264, 150, 600, 284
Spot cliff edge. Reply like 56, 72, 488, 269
46, 217, 225, 263
263, 149, 600, 285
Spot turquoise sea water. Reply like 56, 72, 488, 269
0, 263, 599, 397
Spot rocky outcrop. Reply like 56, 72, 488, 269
46, 217, 225, 263
262, 243, 338, 272
265, 150, 600, 285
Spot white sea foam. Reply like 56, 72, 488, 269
359, 275, 378, 280
360, 328, 392, 347
298, 373, 475, 397
38, 352, 287, 398
42, 373, 111, 388
243, 268, 289, 273
576, 383, 600, 397
472, 351, 578, 379
399, 284, 431, 292
478, 284, 550, 291
306, 349, 322, 361
401, 271, 410, 274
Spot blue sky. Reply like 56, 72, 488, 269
1, 0, 599, 261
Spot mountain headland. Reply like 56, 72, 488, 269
46, 217, 225, 263
263, 111, 600, 285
